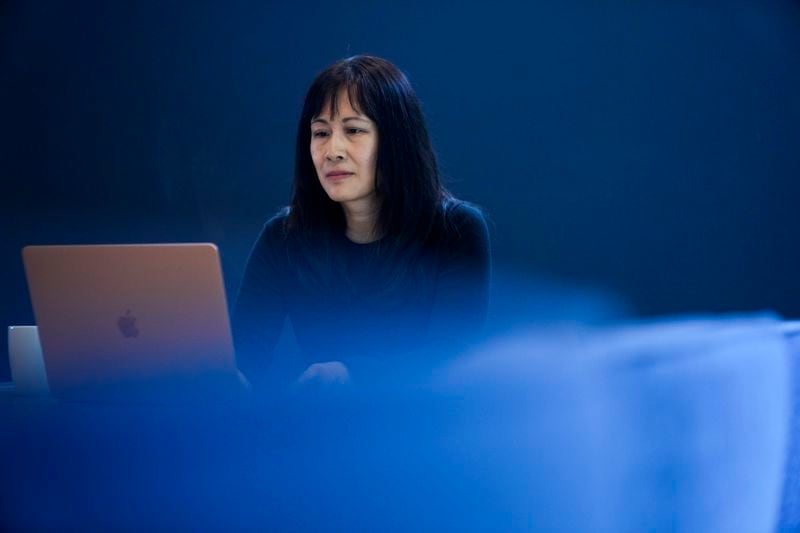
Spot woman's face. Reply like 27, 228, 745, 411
310, 88, 379, 208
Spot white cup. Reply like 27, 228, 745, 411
8, 326, 50, 395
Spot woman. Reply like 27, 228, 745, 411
233, 55, 490, 388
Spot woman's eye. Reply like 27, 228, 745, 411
346, 128, 365, 135
312, 130, 329, 138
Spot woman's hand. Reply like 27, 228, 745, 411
296, 361, 351, 387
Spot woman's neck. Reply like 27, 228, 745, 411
341, 198, 381, 243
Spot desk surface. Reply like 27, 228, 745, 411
2, 319, 798, 532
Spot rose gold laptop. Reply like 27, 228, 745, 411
22, 244, 238, 399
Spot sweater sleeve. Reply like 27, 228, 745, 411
343, 203, 491, 385
427, 202, 491, 354
232, 215, 289, 386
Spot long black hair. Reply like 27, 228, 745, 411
289, 55, 452, 239
285, 55, 458, 294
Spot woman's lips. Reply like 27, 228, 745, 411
326, 171, 353, 181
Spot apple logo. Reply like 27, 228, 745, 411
117, 309, 139, 338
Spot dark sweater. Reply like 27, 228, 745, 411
232, 201, 491, 385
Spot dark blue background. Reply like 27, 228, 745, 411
2, 1, 800, 379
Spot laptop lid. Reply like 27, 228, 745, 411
22, 244, 236, 396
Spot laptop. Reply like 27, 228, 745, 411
22, 243, 239, 399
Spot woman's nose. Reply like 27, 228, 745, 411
325, 131, 346, 161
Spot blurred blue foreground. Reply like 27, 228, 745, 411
1, 313, 797, 532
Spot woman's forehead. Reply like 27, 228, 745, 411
313, 86, 366, 120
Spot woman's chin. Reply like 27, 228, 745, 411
326, 191, 373, 206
